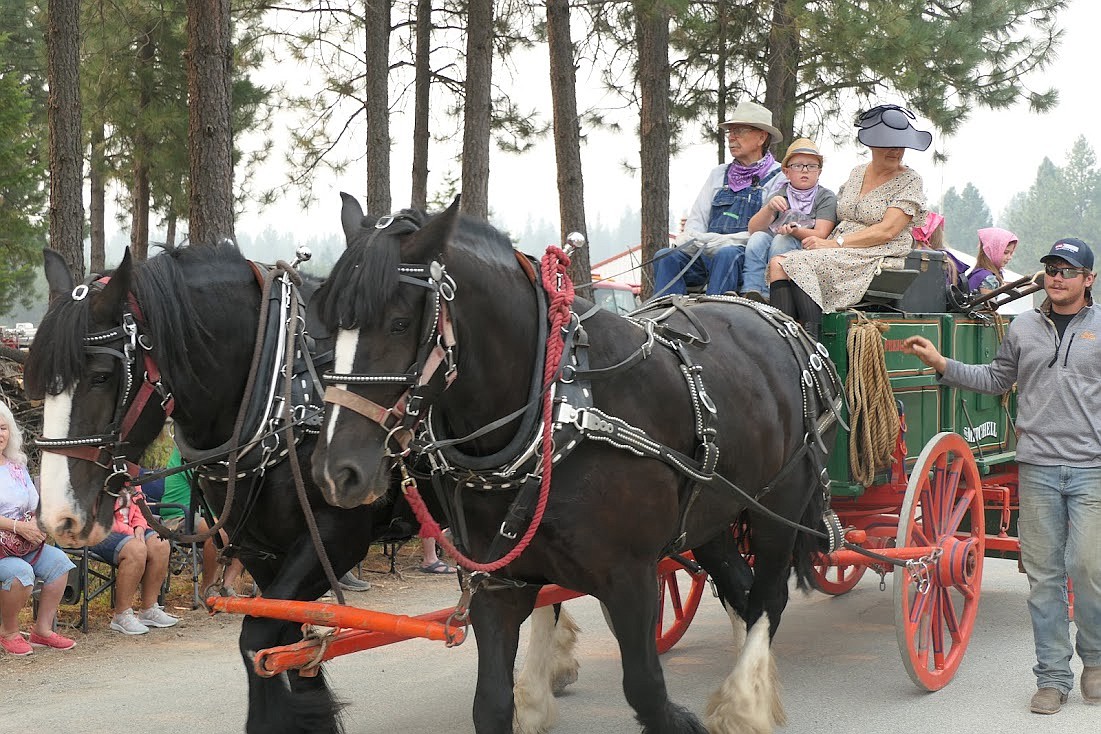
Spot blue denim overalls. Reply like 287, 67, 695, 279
652, 165, 780, 296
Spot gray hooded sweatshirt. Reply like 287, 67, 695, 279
939, 302, 1101, 467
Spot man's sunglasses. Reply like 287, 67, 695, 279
1045, 264, 1088, 279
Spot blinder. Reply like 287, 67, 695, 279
322, 217, 459, 455
35, 279, 176, 498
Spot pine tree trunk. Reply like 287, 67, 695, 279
46, 0, 85, 281
715, 0, 728, 165
547, 0, 590, 287
90, 123, 106, 273
763, 0, 799, 148
365, 0, 392, 214
410, 0, 432, 210
131, 23, 155, 262
187, 0, 235, 246
166, 212, 178, 248
636, 1, 670, 299
460, 0, 493, 220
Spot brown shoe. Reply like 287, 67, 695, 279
741, 290, 769, 305
1030, 687, 1068, 714
1083, 666, 1101, 704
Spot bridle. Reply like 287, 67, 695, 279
35, 281, 175, 498
322, 217, 459, 456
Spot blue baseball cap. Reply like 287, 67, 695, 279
1041, 238, 1094, 271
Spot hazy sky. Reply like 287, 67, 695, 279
235, 0, 1098, 248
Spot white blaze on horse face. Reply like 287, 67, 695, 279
325, 327, 361, 453
39, 389, 81, 537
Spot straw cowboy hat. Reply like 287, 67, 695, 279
855, 104, 932, 151
782, 137, 823, 166
720, 100, 783, 147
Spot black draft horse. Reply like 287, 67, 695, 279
24, 242, 579, 734
310, 195, 841, 734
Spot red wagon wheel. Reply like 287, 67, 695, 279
812, 552, 868, 595
599, 555, 709, 654
655, 555, 708, 654
894, 432, 985, 691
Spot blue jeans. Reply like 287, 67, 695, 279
1017, 463, 1101, 693
742, 231, 802, 296
652, 245, 745, 297
0, 544, 75, 590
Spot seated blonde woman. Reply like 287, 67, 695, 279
768, 104, 932, 338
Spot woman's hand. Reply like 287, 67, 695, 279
13, 519, 46, 545
802, 236, 839, 250
766, 195, 788, 214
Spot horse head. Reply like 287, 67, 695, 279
310, 194, 462, 508
25, 249, 172, 546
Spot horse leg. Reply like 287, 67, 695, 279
602, 568, 707, 734
240, 616, 346, 734
513, 602, 581, 733
704, 519, 800, 734
691, 532, 753, 656
237, 547, 353, 734
471, 585, 541, 734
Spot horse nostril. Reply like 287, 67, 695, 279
333, 464, 362, 497
55, 514, 81, 538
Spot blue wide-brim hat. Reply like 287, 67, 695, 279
856, 104, 932, 151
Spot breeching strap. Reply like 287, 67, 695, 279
401, 245, 575, 572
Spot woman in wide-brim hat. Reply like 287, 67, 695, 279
766, 104, 931, 338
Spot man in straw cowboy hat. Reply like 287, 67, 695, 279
653, 100, 786, 297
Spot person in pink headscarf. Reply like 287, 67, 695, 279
912, 210, 968, 288
967, 227, 1019, 293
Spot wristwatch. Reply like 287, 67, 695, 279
836, 235, 846, 247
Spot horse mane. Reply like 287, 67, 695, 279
25, 294, 91, 397
25, 242, 244, 399
314, 208, 515, 331
131, 242, 243, 392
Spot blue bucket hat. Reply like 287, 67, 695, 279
1041, 238, 1095, 271
856, 104, 932, 151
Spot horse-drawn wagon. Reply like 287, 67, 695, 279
27, 192, 1045, 732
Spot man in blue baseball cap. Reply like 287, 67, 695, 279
902, 237, 1100, 715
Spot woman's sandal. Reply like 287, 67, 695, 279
419, 559, 457, 574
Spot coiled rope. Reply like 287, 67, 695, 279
846, 315, 900, 486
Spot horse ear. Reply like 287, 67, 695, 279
91, 248, 133, 322
340, 192, 366, 246
43, 249, 75, 302
404, 196, 461, 262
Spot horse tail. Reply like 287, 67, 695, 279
790, 482, 826, 592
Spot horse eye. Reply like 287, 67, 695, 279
90, 372, 112, 386
390, 318, 411, 335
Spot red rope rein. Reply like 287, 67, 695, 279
401, 246, 575, 573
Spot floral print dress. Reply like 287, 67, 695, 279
779, 163, 926, 313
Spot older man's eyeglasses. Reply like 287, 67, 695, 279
722, 126, 761, 139
1045, 264, 1088, 279
786, 163, 821, 172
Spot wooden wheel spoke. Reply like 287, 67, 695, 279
946, 488, 976, 535
667, 576, 684, 617
940, 589, 963, 644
